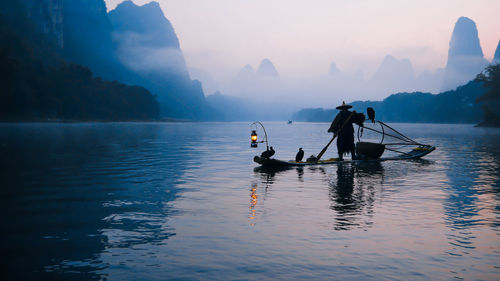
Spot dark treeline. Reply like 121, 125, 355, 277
0, 1, 159, 121
292, 80, 486, 124
475, 64, 500, 126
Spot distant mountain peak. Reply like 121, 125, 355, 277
240, 64, 254, 74
494, 40, 500, 62
382, 54, 396, 61
116, 0, 136, 8
114, 0, 146, 12
373, 54, 414, 80
256, 58, 279, 78
233, 64, 254, 82
141, 1, 163, 14
109, 0, 191, 84
448, 16, 484, 58
441, 16, 488, 91
117, 0, 160, 8
329, 62, 340, 75
144, 1, 160, 7
110, 0, 180, 49
369, 54, 415, 92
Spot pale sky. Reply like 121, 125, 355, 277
105, 0, 500, 80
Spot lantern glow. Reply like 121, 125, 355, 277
251, 130, 258, 147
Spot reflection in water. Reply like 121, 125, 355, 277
253, 166, 290, 184
2, 123, 499, 280
297, 167, 304, 182
251, 166, 301, 227
254, 166, 309, 190
328, 162, 384, 230
0, 123, 200, 280
249, 184, 258, 226
253, 162, 386, 231
442, 136, 500, 263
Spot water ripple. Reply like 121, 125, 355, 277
0, 122, 499, 280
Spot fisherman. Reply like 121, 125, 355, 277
328, 101, 365, 160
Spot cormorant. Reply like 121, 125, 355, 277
367, 107, 375, 123
260, 146, 275, 159
295, 148, 304, 162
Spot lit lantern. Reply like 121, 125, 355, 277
251, 130, 258, 147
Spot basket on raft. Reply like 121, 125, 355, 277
355, 142, 385, 159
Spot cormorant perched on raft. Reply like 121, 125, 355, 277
295, 148, 304, 162
367, 107, 376, 123
260, 146, 275, 159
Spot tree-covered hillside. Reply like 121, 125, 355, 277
0, 0, 159, 121
475, 63, 500, 126
292, 81, 485, 123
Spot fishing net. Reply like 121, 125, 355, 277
357, 121, 428, 157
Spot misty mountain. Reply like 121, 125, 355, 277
415, 68, 444, 93
0, 0, 159, 121
195, 15, 496, 115
369, 54, 416, 93
229, 64, 255, 92
109, 1, 188, 76
107, 0, 220, 120
328, 62, 341, 76
441, 17, 489, 91
206, 91, 295, 121
236, 64, 255, 80
111, 1, 180, 48
256, 58, 280, 78
26, 0, 219, 120
209, 52, 445, 119
292, 80, 485, 124
226, 58, 283, 101
494, 40, 500, 63
62, 0, 126, 81
189, 67, 219, 96
205, 92, 254, 121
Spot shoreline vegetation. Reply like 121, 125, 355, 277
292, 64, 500, 127
474, 64, 500, 127
476, 121, 500, 127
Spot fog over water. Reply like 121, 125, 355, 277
103, 0, 500, 113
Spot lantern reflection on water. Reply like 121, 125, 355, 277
249, 184, 258, 226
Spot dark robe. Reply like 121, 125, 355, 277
328, 110, 365, 156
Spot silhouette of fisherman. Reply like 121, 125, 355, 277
260, 146, 275, 159
328, 101, 365, 161
295, 148, 304, 162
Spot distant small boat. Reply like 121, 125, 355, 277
287, 120, 292, 124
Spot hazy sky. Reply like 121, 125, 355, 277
105, 0, 500, 80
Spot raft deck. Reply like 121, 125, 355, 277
254, 146, 435, 168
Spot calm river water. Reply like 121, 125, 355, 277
0, 122, 499, 280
